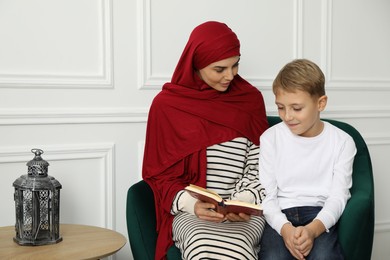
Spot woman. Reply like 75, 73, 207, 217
142, 21, 268, 260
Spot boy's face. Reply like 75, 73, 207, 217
275, 89, 327, 137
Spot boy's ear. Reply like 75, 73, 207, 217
318, 95, 328, 111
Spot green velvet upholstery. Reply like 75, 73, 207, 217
126, 116, 374, 260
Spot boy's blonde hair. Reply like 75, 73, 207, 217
273, 59, 325, 98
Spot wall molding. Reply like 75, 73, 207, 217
321, 0, 390, 91
0, 143, 116, 229
2, 107, 390, 147
321, 107, 390, 119
0, 107, 148, 125
364, 135, 390, 146
326, 79, 390, 90
137, 0, 153, 90
1, 106, 390, 125
321, 0, 331, 77
375, 221, 390, 233
268, 106, 390, 120
294, 0, 304, 58
0, 0, 113, 89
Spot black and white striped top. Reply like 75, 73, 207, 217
206, 137, 264, 203
171, 137, 266, 260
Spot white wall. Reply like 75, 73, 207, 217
0, 0, 389, 259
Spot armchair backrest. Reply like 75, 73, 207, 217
324, 118, 375, 260
126, 180, 157, 259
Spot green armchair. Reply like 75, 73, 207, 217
126, 116, 374, 260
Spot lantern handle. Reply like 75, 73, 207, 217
31, 148, 44, 157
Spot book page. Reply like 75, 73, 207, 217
224, 200, 261, 210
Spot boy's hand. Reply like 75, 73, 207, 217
281, 219, 326, 258
294, 226, 315, 257
281, 223, 306, 260
294, 219, 326, 256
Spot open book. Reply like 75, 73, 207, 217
184, 184, 263, 216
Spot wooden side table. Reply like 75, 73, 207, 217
0, 224, 127, 260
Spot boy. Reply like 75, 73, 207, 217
258, 59, 356, 260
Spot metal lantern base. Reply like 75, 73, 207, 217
13, 236, 63, 246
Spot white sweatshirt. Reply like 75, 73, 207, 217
259, 121, 356, 234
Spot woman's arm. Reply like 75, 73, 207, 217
231, 140, 265, 204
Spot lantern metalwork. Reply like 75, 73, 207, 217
13, 148, 62, 245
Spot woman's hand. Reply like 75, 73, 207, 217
194, 200, 225, 222
226, 212, 251, 222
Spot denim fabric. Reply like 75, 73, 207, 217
259, 206, 344, 260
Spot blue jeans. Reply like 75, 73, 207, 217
259, 206, 344, 260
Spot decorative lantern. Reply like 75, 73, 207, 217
13, 148, 62, 245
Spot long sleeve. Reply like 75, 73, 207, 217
259, 128, 289, 234
231, 141, 265, 205
315, 129, 356, 229
171, 190, 197, 215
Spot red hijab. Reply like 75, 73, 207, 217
142, 21, 268, 260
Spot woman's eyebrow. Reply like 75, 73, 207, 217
213, 59, 241, 69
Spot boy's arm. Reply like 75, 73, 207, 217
259, 133, 290, 234
315, 135, 356, 230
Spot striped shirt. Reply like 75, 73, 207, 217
172, 137, 265, 260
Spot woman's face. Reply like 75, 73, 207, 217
198, 56, 240, 92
